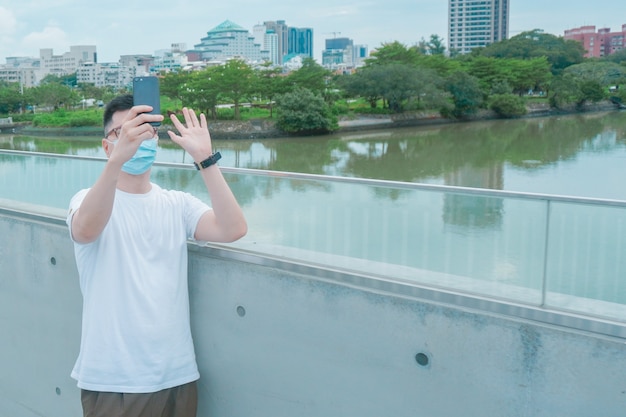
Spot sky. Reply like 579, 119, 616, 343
0, 0, 624, 64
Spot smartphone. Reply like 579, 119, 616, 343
133, 76, 161, 126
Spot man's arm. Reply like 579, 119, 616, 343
168, 108, 247, 243
71, 107, 164, 243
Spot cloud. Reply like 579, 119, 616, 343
22, 25, 69, 52
0, 6, 17, 35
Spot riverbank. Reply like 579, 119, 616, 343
6, 100, 624, 139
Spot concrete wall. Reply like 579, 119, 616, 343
1, 206, 626, 417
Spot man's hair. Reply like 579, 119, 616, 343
103, 94, 134, 132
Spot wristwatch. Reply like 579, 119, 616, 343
194, 152, 222, 170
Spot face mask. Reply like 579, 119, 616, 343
112, 138, 158, 175
123, 138, 158, 175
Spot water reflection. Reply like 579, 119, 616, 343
3, 112, 626, 232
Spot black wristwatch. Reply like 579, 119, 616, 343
194, 152, 222, 170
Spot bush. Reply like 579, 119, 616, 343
275, 87, 338, 134
489, 94, 528, 118
32, 109, 101, 127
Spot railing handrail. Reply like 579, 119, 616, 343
2, 149, 626, 208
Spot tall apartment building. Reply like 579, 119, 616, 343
448, 0, 510, 54
564, 24, 626, 58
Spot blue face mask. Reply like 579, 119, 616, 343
108, 138, 158, 175
118, 138, 158, 175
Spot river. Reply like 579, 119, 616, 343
2, 110, 626, 200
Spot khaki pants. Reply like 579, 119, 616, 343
81, 381, 198, 417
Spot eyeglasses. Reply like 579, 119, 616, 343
105, 126, 122, 139
105, 125, 158, 139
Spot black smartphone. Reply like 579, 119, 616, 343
133, 76, 161, 126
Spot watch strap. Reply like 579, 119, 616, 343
194, 152, 222, 170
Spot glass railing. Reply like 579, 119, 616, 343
2, 150, 626, 323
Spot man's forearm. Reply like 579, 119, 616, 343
71, 161, 121, 243
197, 165, 247, 242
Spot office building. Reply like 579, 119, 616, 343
322, 37, 367, 69
40, 45, 97, 76
448, 0, 510, 54
262, 20, 290, 63
253, 24, 281, 66
288, 27, 314, 58
564, 24, 626, 58
77, 62, 136, 89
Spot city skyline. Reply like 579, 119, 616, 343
0, 0, 624, 64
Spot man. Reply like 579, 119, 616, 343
66, 94, 247, 416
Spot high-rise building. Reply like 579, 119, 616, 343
564, 24, 626, 58
321, 37, 367, 69
262, 20, 289, 63
287, 27, 314, 58
253, 24, 281, 66
448, 0, 510, 54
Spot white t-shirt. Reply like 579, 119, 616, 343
67, 183, 209, 393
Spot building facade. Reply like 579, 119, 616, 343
322, 37, 368, 70
76, 62, 136, 89
448, 0, 510, 54
564, 24, 626, 58
287, 27, 314, 58
193, 20, 268, 64
40, 45, 97, 76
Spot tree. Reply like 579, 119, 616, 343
365, 41, 421, 66
275, 87, 337, 134
0, 81, 23, 113
185, 68, 221, 119
489, 94, 527, 118
284, 58, 331, 98
417, 34, 447, 56
161, 70, 193, 108
481, 29, 585, 74
443, 71, 484, 118
253, 63, 288, 118
564, 60, 626, 86
30, 82, 77, 110
213, 59, 254, 120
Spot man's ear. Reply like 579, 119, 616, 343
102, 138, 112, 157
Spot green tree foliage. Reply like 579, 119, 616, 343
30, 82, 77, 110
275, 87, 337, 134
416, 54, 463, 78
443, 71, 484, 118
481, 29, 585, 74
465, 56, 552, 95
489, 94, 528, 118
563, 60, 626, 86
366, 41, 421, 66
284, 58, 331, 98
254, 62, 288, 117
417, 34, 446, 56
0, 81, 23, 113
606, 49, 626, 64
213, 59, 254, 120
338, 63, 445, 112
549, 74, 606, 109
